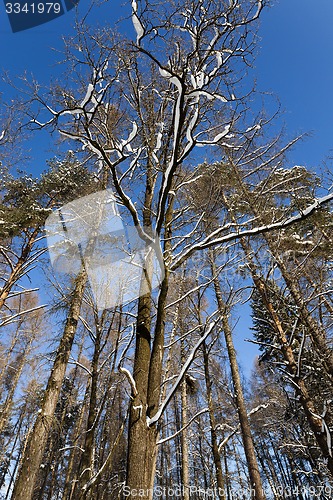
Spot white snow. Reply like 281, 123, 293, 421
159, 67, 172, 78
147, 321, 216, 427
132, 0, 145, 44
80, 83, 94, 108
119, 366, 138, 396
171, 191, 333, 270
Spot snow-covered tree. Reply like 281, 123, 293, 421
3, 0, 333, 498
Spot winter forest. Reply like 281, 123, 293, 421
1, 0, 333, 498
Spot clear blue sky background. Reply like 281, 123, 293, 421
1, 0, 332, 169
1, 0, 332, 376
257, 0, 333, 167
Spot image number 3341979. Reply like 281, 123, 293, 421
4, 0, 80, 32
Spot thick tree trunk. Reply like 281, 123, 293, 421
125, 288, 155, 499
125, 283, 170, 499
12, 269, 87, 500
126, 192, 173, 498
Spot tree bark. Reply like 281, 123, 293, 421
12, 269, 87, 500
126, 191, 173, 499
180, 344, 190, 500
76, 319, 102, 499
210, 253, 265, 500
241, 238, 333, 476
202, 338, 225, 497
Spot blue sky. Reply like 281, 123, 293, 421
256, 0, 333, 167
1, 0, 332, 376
1, 0, 332, 170
0, 1, 127, 81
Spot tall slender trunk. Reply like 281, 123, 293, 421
12, 269, 87, 500
0, 338, 33, 435
256, 438, 282, 499
0, 316, 25, 388
5, 422, 23, 500
241, 237, 333, 475
228, 160, 333, 378
63, 377, 91, 500
76, 318, 102, 499
209, 253, 265, 500
180, 344, 190, 500
261, 236, 333, 379
0, 409, 24, 492
222, 444, 231, 500
202, 338, 225, 497
219, 176, 333, 476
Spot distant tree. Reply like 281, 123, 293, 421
0, 152, 96, 310
11, 155, 98, 500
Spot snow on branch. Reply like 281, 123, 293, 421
254, 1, 264, 21
68, 357, 92, 377
81, 408, 129, 494
0, 304, 47, 328
309, 402, 333, 458
165, 276, 215, 310
218, 425, 239, 451
296, 327, 306, 379
80, 83, 94, 109
58, 127, 153, 245
120, 121, 138, 152
132, 0, 145, 45
171, 193, 333, 270
59, 445, 85, 453
147, 320, 217, 427
157, 408, 209, 445
218, 402, 271, 452
31, 61, 110, 130
119, 366, 138, 397
4, 288, 40, 299
195, 123, 231, 146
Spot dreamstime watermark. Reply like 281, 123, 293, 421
3, 0, 80, 32
45, 189, 164, 311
